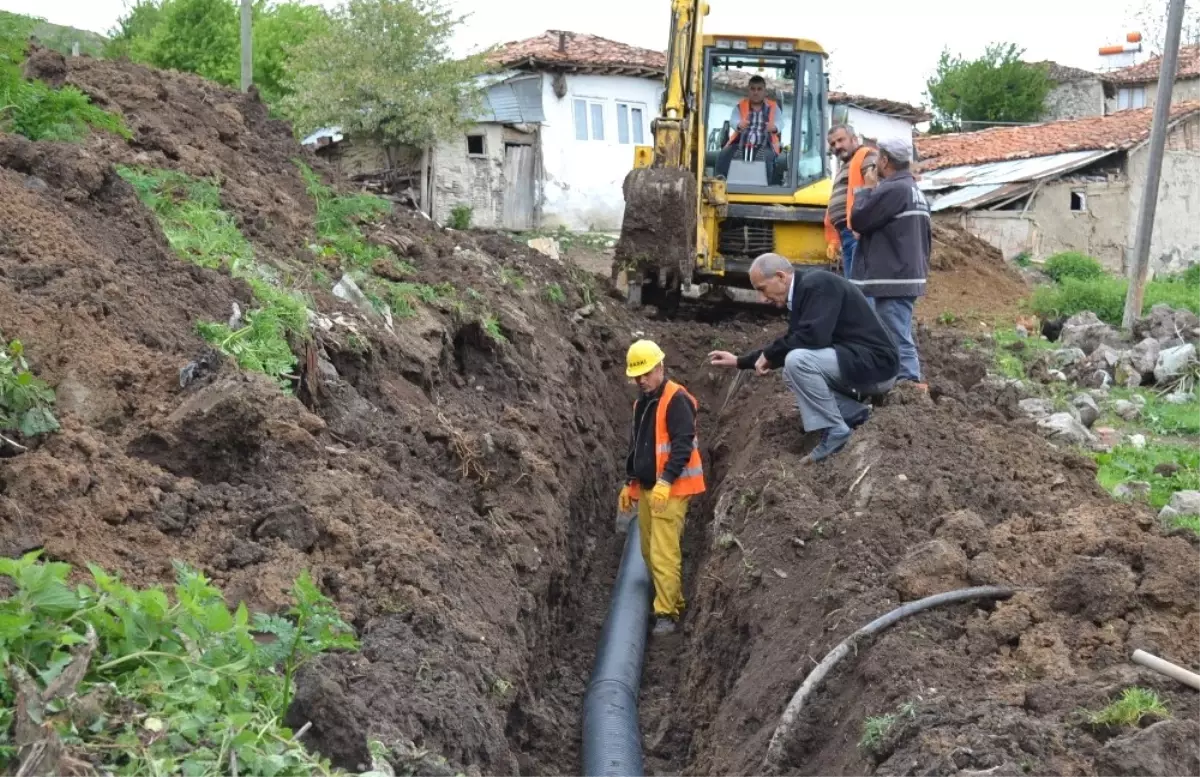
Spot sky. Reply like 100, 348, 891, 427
0, 0, 1152, 106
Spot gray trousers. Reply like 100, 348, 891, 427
780, 348, 895, 432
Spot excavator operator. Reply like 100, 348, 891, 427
714, 75, 780, 182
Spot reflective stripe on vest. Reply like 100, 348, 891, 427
628, 380, 706, 498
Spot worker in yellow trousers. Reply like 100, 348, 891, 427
618, 340, 706, 636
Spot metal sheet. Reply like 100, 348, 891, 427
918, 149, 1115, 192
929, 182, 1036, 212
473, 75, 545, 124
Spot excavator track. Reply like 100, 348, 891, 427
614, 167, 697, 310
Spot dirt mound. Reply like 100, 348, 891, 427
628, 321, 1199, 776
918, 221, 1030, 325
1, 53, 637, 774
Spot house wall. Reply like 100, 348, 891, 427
1123, 114, 1200, 274
430, 124, 507, 228
316, 137, 421, 178
938, 211, 1035, 260
1026, 177, 1131, 270
1044, 79, 1106, 121
539, 73, 662, 231
1105, 77, 1200, 113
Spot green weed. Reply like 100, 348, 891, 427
358, 277, 455, 319
1043, 251, 1103, 282
858, 700, 917, 753
482, 315, 506, 344
120, 166, 310, 388
937, 311, 958, 325
448, 204, 472, 230
1166, 514, 1200, 536
0, 339, 58, 438
0, 551, 356, 776
0, 71, 129, 142
543, 283, 566, 304
296, 160, 392, 269
1086, 687, 1169, 728
499, 267, 526, 291
1013, 251, 1032, 268
1031, 275, 1200, 325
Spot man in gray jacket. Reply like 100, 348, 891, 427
849, 136, 931, 384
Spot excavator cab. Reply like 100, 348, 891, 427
616, 23, 833, 311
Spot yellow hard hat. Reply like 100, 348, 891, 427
626, 339, 666, 377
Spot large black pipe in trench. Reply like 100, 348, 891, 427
581, 516, 650, 777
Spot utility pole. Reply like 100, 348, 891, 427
240, 0, 252, 92
1122, 0, 1187, 329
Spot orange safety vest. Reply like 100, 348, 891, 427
824, 145, 873, 257
727, 98, 782, 154
627, 380, 706, 499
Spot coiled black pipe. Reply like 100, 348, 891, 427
581, 517, 651, 777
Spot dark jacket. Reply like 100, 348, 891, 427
849, 169, 931, 298
737, 270, 899, 386
627, 383, 697, 489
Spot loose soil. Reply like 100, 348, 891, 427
1, 49, 1196, 777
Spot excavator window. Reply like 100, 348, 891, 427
702, 49, 827, 194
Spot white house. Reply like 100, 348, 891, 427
305, 30, 930, 231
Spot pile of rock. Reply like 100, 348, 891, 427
1048, 305, 1199, 398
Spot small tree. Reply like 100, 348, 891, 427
281, 0, 488, 147
925, 43, 1052, 134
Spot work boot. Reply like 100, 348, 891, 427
801, 423, 852, 465
652, 617, 677, 636
844, 406, 871, 429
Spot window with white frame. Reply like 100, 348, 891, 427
616, 102, 647, 145
573, 98, 606, 141
1117, 86, 1146, 111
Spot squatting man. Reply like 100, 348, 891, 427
708, 253, 900, 463
618, 339, 706, 636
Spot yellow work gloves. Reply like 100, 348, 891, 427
650, 479, 672, 511
618, 483, 635, 513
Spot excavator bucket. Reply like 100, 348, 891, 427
614, 167, 697, 307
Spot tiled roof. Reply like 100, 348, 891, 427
1031, 60, 1098, 83
1102, 44, 1200, 84
489, 30, 665, 77
831, 91, 930, 121
915, 101, 1200, 170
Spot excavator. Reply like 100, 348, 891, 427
615, 0, 833, 311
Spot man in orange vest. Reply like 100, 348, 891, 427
823, 125, 878, 279
618, 339, 706, 636
714, 75, 781, 182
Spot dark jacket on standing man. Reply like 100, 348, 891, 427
627, 383, 696, 489
849, 170, 931, 298
736, 270, 899, 386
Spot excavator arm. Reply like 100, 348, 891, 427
614, 0, 709, 310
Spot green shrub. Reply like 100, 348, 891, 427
1179, 264, 1199, 288
1031, 275, 1200, 325
0, 339, 58, 438
449, 204, 472, 230
1043, 251, 1103, 282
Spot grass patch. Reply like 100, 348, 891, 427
1114, 388, 1200, 436
120, 166, 310, 388
499, 267, 526, 291
0, 551, 356, 776
482, 315, 506, 344
1085, 687, 1169, 729
1043, 251, 1103, 283
1093, 441, 1200, 509
1166, 513, 1200, 536
989, 327, 1058, 380
297, 160, 393, 269
358, 277, 455, 319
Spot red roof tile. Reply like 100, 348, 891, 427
490, 30, 665, 77
1103, 44, 1200, 85
915, 101, 1200, 169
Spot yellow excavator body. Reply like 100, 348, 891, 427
616, 8, 834, 309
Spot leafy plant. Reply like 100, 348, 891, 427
482, 315, 506, 344
1086, 687, 1169, 728
0, 339, 59, 438
1030, 275, 1200, 325
449, 204, 472, 231
498, 266, 525, 290
0, 552, 357, 776
543, 283, 566, 304
1043, 251, 1103, 282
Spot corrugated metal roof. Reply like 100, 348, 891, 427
301, 126, 343, 147
474, 75, 545, 124
919, 148, 1118, 211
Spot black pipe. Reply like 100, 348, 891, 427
581, 517, 651, 777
